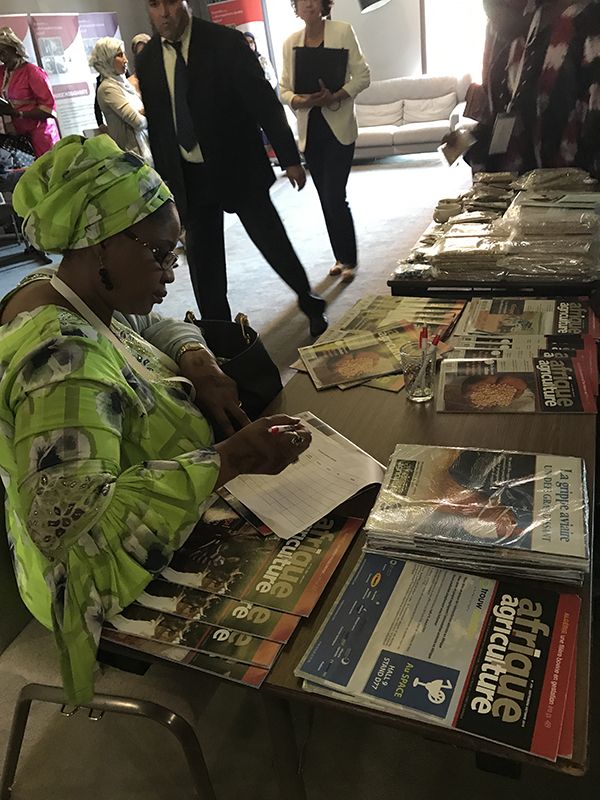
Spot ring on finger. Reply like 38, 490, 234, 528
290, 432, 303, 447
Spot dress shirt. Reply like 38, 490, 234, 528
161, 15, 203, 163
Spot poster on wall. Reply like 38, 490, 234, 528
207, 0, 276, 85
79, 12, 121, 62
29, 14, 98, 138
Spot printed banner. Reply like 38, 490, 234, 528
29, 14, 97, 137
79, 12, 120, 63
207, 0, 274, 84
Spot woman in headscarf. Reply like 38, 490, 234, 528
243, 31, 278, 89
0, 134, 311, 703
90, 36, 152, 163
0, 27, 60, 158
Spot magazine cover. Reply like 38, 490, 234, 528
136, 582, 300, 643
295, 553, 580, 761
161, 513, 362, 616
101, 629, 270, 687
298, 327, 416, 389
446, 335, 598, 394
336, 295, 465, 334
437, 354, 596, 414
455, 298, 600, 337
366, 444, 589, 566
217, 486, 274, 534
104, 605, 282, 668
291, 330, 407, 392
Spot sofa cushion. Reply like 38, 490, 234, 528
404, 92, 457, 123
392, 120, 451, 146
356, 74, 471, 105
356, 125, 397, 148
355, 99, 404, 127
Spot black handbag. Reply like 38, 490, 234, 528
184, 312, 282, 420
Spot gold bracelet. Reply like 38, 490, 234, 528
175, 341, 207, 363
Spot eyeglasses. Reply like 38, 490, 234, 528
123, 230, 179, 272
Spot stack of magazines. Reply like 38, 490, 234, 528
101, 497, 363, 688
364, 444, 590, 585
439, 298, 599, 414
453, 297, 600, 338
296, 550, 580, 762
292, 296, 463, 392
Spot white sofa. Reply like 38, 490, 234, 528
354, 73, 474, 161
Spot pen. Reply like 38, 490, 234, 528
267, 424, 301, 434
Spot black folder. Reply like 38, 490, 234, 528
293, 47, 349, 94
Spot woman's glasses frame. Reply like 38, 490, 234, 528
122, 230, 179, 271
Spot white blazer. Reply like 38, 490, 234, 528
280, 19, 370, 151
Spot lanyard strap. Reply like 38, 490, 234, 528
50, 275, 195, 399
506, 6, 543, 114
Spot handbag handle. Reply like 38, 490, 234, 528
185, 310, 253, 345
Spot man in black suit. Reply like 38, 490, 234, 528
138, 0, 327, 336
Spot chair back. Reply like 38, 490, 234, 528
0, 486, 31, 655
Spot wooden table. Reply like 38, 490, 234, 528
260, 373, 595, 796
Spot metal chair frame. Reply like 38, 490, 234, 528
0, 682, 217, 800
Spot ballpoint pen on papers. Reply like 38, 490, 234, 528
267, 424, 302, 434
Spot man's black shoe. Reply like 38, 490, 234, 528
309, 312, 328, 338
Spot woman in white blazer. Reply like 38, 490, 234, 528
280, 0, 370, 282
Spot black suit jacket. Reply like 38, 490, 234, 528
137, 18, 300, 218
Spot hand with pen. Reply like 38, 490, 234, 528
214, 415, 311, 486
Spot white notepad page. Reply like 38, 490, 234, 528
225, 411, 385, 540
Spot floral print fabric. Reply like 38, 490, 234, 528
0, 305, 220, 702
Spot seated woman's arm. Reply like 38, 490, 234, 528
98, 81, 147, 131
115, 310, 208, 362
117, 311, 249, 435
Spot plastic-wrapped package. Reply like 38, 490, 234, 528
364, 444, 590, 585
498, 254, 600, 282
473, 171, 518, 186
393, 260, 435, 280
504, 235, 598, 257
511, 167, 597, 191
446, 210, 503, 224
499, 202, 600, 237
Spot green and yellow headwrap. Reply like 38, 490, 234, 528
13, 134, 173, 253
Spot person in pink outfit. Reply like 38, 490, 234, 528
0, 27, 60, 158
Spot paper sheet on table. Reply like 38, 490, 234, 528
225, 411, 385, 540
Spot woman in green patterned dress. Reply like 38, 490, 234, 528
0, 134, 311, 703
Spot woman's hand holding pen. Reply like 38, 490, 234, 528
215, 415, 311, 486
